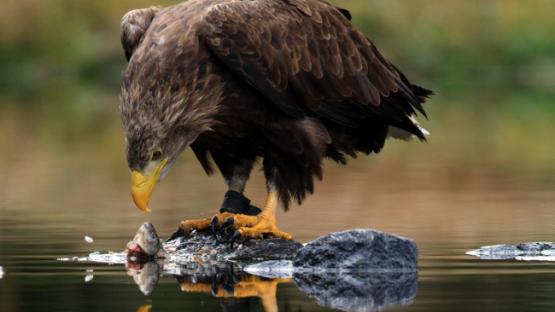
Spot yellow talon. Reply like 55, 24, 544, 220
236, 190, 292, 240
179, 191, 292, 240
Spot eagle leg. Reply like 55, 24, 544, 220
233, 190, 292, 240
219, 190, 261, 216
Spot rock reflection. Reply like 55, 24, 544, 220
294, 271, 417, 312
126, 259, 417, 312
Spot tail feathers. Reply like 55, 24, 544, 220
388, 115, 430, 142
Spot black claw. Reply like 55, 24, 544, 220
222, 217, 234, 228
229, 231, 241, 249
215, 272, 224, 283
210, 216, 219, 238
219, 217, 235, 240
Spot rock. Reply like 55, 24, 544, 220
169, 230, 303, 263
229, 237, 302, 261
294, 229, 418, 272
126, 225, 417, 271
294, 271, 417, 312
244, 260, 295, 279
127, 223, 303, 263
80, 223, 420, 310
467, 242, 555, 261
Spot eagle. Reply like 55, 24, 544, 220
120, 0, 432, 240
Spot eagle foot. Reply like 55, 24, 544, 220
233, 212, 293, 241
180, 190, 292, 243
179, 211, 292, 243
179, 212, 258, 234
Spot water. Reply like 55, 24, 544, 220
1, 143, 555, 311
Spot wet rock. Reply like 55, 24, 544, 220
127, 224, 418, 272
170, 230, 302, 263
229, 237, 302, 261
85, 223, 421, 309
294, 229, 418, 272
467, 242, 555, 261
244, 260, 295, 279
126, 223, 303, 264
294, 271, 417, 312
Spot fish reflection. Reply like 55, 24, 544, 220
126, 259, 417, 312
126, 261, 163, 295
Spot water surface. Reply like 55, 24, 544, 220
2, 151, 555, 311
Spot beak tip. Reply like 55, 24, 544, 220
131, 192, 152, 213
130, 160, 167, 214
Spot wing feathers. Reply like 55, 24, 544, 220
201, 0, 429, 135
120, 7, 161, 61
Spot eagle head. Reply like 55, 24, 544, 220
119, 5, 222, 212
121, 108, 190, 213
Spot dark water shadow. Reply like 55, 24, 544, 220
126, 260, 417, 312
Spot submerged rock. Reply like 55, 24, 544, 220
467, 242, 555, 261
294, 229, 418, 272
244, 260, 295, 279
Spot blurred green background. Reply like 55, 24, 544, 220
1, 0, 554, 172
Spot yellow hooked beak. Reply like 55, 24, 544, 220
130, 159, 168, 212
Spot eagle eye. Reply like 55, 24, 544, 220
151, 150, 162, 161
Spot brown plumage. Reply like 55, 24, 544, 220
120, 0, 433, 211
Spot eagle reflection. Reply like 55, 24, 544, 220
127, 261, 417, 312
